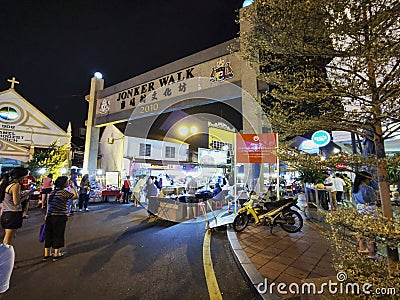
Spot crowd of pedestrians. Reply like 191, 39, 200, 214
0, 167, 91, 294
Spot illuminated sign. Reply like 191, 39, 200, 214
311, 130, 331, 147
198, 148, 228, 165
236, 134, 277, 163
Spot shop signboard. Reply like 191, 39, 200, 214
311, 130, 331, 147
236, 133, 277, 163
105, 171, 119, 187
198, 148, 228, 165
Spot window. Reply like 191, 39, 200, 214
211, 140, 232, 151
139, 143, 151, 156
165, 146, 176, 158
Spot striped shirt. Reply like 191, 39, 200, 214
46, 189, 74, 216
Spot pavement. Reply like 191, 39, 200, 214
226, 196, 337, 300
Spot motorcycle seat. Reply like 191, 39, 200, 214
262, 197, 294, 210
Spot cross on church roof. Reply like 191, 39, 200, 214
7, 77, 20, 89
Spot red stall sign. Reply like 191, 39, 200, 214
236, 133, 277, 163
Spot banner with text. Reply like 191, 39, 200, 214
236, 133, 277, 163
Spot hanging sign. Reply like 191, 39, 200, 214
236, 133, 277, 163
311, 130, 331, 147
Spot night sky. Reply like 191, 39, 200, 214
0, 0, 244, 135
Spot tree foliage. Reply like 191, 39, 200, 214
28, 141, 69, 181
237, 0, 400, 218
238, 0, 400, 140
325, 208, 400, 299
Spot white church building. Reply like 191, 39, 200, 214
0, 77, 71, 170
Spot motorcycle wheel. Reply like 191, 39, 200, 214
280, 210, 303, 233
233, 213, 249, 232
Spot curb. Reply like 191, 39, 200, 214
226, 229, 280, 300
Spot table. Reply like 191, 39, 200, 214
101, 190, 121, 202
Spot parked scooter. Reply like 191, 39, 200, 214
233, 193, 303, 233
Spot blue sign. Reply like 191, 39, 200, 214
311, 130, 331, 147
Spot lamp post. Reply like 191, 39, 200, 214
82, 72, 104, 181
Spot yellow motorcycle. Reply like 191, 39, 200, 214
233, 195, 303, 233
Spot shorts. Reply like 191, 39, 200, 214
0, 211, 23, 229
41, 188, 52, 195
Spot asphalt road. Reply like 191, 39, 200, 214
1, 203, 259, 300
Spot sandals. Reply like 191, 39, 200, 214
52, 253, 64, 261
358, 249, 369, 254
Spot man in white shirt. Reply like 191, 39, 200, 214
333, 173, 346, 204
323, 171, 337, 210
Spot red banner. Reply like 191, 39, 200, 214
236, 133, 277, 163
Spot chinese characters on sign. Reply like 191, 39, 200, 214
98, 68, 195, 113
236, 133, 277, 163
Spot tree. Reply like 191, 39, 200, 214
237, 0, 400, 263
28, 141, 69, 181
238, 0, 400, 213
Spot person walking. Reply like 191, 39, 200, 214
40, 174, 53, 209
78, 174, 90, 212
143, 177, 158, 217
143, 177, 158, 201
68, 172, 78, 215
0, 167, 30, 245
43, 176, 78, 261
133, 176, 146, 207
20, 170, 36, 219
323, 171, 337, 210
121, 176, 132, 204
352, 171, 378, 260
333, 173, 346, 204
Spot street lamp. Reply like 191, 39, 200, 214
94, 72, 103, 79
179, 126, 189, 136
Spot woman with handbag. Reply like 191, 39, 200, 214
43, 176, 77, 261
0, 167, 29, 245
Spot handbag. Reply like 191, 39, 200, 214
39, 223, 46, 243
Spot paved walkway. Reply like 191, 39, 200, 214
227, 200, 337, 299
